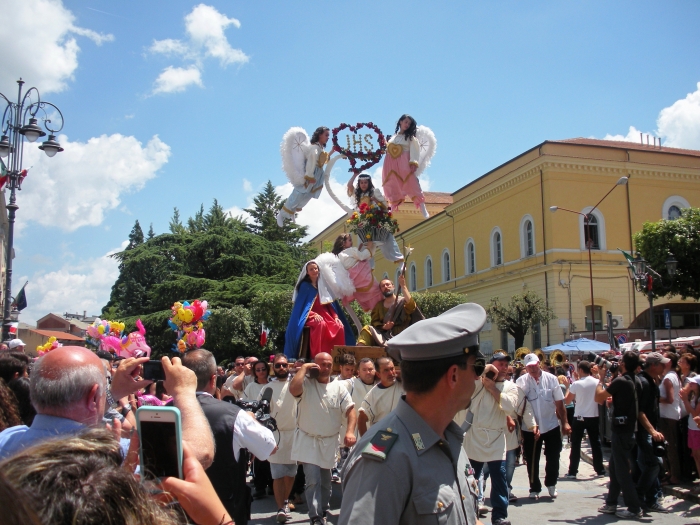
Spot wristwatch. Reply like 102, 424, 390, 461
106, 387, 118, 409
121, 403, 132, 415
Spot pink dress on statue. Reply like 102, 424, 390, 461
339, 246, 383, 312
382, 133, 424, 210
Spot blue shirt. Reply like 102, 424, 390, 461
0, 414, 86, 459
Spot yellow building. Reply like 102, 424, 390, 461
310, 138, 700, 354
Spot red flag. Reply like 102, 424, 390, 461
259, 323, 268, 347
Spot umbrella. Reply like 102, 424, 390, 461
542, 338, 611, 354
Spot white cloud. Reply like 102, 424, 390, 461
601, 82, 700, 150
21, 134, 170, 231
657, 82, 700, 149
0, 0, 113, 94
153, 66, 203, 94
150, 4, 248, 94
242, 178, 253, 192
19, 241, 127, 324
224, 205, 251, 222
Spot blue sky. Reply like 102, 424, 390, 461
2, 0, 699, 323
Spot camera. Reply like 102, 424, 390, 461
585, 352, 619, 373
228, 388, 278, 433
653, 440, 668, 457
614, 416, 628, 426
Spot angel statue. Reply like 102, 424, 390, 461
382, 114, 437, 219
277, 126, 338, 227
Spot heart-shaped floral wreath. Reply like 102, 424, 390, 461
331, 122, 387, 174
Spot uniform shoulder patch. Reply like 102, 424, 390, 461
361, 431, 399, 462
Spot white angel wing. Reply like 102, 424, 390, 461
281, 127, 309, 187
315, 252, 356, 303
415, 125, 437, 177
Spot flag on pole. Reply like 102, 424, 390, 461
11, 281, 28, 311
259, 323, 269, 347
619, 248, 635, 266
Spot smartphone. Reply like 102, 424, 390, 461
485, 370, 496, 380
142, 360, 165, 382
136, 406, 183, 480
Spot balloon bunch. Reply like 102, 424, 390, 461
87, 318, 151, 358
36, 336, 62, 355
168, 300, 210, 353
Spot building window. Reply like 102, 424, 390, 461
524, 220, 534, 256
442, 250, 451, 282
466, 240, 476, 275
425, 257, 433, 288
492, 230, 503, 267
662, 196, 690, 221
585, 305, 603, 331
584, 216, 599, 250
409, 263, 417, 291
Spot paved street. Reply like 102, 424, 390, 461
250, 446, 700, 524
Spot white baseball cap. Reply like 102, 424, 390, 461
8, 339, 25, 349
524, 353, 540, 367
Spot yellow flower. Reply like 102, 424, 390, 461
365, 234, 371, 239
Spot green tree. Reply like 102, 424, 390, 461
169, 207, 186, 234
147, 223, 155, 239
412, 291, 470, 319
205, 306, 260, 361
245, 181, 308, 245
188, 204, 206, 233
633, 208, 700, 300
127, 220, 144, 249
486, 290, 555, 349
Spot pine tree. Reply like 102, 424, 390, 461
204, 199, 229, 229
147, 223, 155, 239
127, 220, 144, 250
244, 181, 308, 245
169, 208, 185, 234
187, 205, 205, 233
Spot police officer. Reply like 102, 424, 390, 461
338, 303, 485, 525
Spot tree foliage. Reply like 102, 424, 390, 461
486, 290, 555, 349
633, 208, 700, 300
244, 181, 308, 245
413, 291, 470, 319
103, 199, 315, 318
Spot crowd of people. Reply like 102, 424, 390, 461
2, 312, 700, 525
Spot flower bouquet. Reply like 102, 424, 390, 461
346, 203, 399, 243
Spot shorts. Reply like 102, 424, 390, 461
270, 462, 298, 479
688, 429, 700, 450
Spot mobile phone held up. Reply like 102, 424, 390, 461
136, 406, 183, 480
142, 360, 166, 382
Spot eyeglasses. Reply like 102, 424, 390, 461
274, 363, 289, 369
235, 363, 245, 367
254, 368, 267, 373
471, 359, 486, 377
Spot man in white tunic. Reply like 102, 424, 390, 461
290, 352, 356, 525
259, 354, 298, 523
358, 356, 403, 436
225, 356, 258, 400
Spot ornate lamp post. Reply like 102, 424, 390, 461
0, 79, 65, 341
550, 176, 628, 340
627, 252, 677, 350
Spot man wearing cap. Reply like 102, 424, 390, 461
358, 356, 403, 436
594, 351, 645, 519
634, 352, 668, 513
339, 303, 485, 525
8, 339, 25, 353
516, 352, 571, 500
456, 352, 534, 525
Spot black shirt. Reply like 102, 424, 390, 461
637, 371, 660, 430
606, 372, 641, 434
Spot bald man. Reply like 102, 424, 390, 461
0, 347, 214, 467
290, 352, 357, 525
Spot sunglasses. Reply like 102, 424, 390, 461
254, 367, 267, 373
472, 359, 486, 377
274, 363, 289, 369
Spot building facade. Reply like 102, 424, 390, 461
310, 138, 700, 353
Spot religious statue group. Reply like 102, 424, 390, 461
278, 114, 436, 360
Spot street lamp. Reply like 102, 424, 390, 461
550, 176, 629, 340
627, 253, 677, 350
0, 79, 65, 341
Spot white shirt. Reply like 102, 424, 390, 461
569, 375, 601, 418
359, 381, 403, 429
243, 381, 267, 401
659, 371, 682, 420
258, 377, 296, 465
516, 370, 564, 433
197, 392, 277, 462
